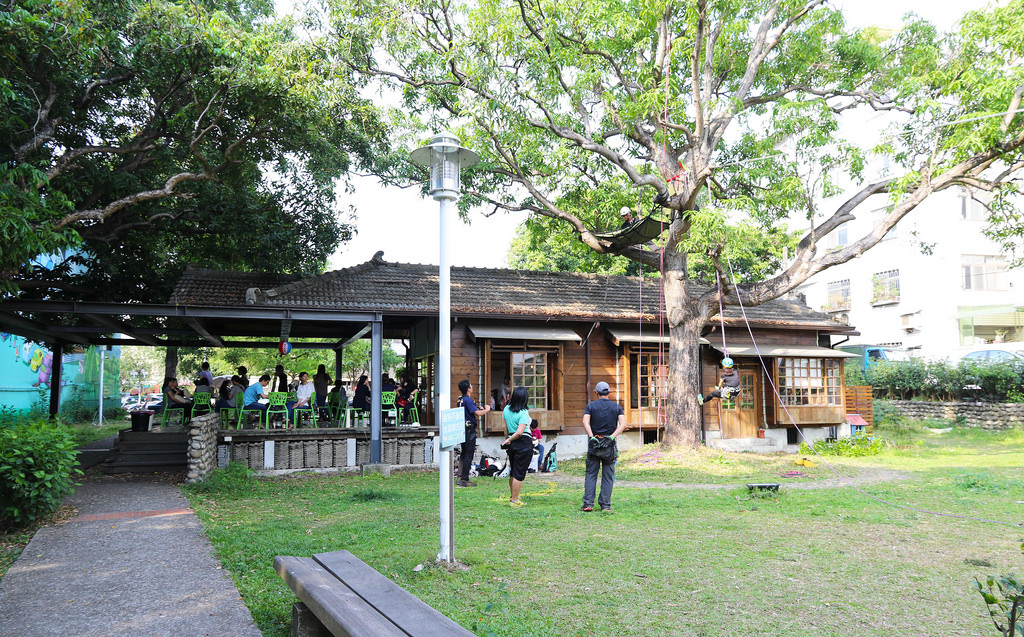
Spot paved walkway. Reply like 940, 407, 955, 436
0, 477, 263, 637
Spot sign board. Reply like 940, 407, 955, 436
439, 408, 466, 449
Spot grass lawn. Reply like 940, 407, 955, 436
185, 425, 1024, 637
66, 418, 126, 448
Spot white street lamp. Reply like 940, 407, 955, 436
410, 133, 479, 563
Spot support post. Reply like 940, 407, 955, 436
334, 348, 343, 387
48, 345, 63, 419
437, 195, 454, 562
370, 318, 383, 464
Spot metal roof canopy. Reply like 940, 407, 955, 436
606, 326, 710, 346
0, 298, 391, 464
466, 324, 582, 342
712, 344, 858, 358
0, 300, 384, 348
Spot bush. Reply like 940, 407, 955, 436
862, 359, 1024, 403
799, 432, 884, 457
0, 418, 81, 528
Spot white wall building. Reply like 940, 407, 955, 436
797, 187, 1024, 361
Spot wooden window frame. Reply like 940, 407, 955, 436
775, 357, 842, 407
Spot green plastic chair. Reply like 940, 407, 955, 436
191, 392, 212, 417
161, 402, 188, 427
381, 391, 398, 425
266, 392, 289, 427
292, 399, 318, 428
238, 400, 267, 429
219, 399, 242, 429
398, 390, 420, 426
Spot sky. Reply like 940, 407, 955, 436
275, 0, 976, 272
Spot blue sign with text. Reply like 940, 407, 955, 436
440, 408, 466, 449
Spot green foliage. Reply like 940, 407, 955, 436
799, 432, 884, 457
0, 418, 81, 528
873, 400, 905, 426
3, 0, 387, 299
865, 359, 1024, 402
349, 485, 399, 502
953, 471, 1003, 494
973, 574, 1023, 637
845, 365, 867, 387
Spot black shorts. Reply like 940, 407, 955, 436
507, 438, 533, 481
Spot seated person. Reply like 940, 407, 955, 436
194, 377, 213, 397
287, 372, 315, 424
215, 375, 242, 410
162, 377, 194, 424
241, 375, 271, 424
352, 375, 371, 412
380, 373, 398, 393
327, 384, 348, 417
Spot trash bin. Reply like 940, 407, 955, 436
131, 410, 154, 432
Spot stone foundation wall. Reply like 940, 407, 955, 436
887, 400, 1024, 430
186, 413, 220, 483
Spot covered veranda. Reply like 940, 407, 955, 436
0, 298, 404, 464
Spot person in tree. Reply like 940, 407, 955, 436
456, 379, 490, 487
619, 206, 636, 229
698, 358, 741, 406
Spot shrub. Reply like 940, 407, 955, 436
974, 573, 1022, 637
799, 432, 884, 457
0, 418, 81, 528
863, 358, 1024, 403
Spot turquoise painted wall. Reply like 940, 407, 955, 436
0, 333, 121, 414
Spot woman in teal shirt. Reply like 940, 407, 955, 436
501, 386, 534, 507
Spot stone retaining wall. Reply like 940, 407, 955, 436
887, 400, 1024, 430
186, 413, 220, 483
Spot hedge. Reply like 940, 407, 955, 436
0, 418, 81, 528
858, 359, 1024, 402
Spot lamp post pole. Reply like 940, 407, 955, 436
411, 133, 479, 563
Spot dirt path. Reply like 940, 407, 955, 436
542, 467, 912, 491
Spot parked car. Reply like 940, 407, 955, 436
958, 345, 1024, 364
836, 344, 911, 371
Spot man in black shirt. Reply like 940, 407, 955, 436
580, 381, 627, 512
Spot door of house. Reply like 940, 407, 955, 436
720, 369, 759, 439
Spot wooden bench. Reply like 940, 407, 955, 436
274, 550, 475, 637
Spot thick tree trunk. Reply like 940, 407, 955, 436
661, 252, 711, 449
163, 346, 178, 380
663, 309, 706, 448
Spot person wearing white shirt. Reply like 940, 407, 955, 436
288, 371, 315, 425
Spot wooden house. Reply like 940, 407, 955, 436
223, 252, 858, 453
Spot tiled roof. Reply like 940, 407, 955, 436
168, 266, 302, 306
201, 252, 843, 329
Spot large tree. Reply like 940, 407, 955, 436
329, 0, 1024, 446
2, 0, 385, 301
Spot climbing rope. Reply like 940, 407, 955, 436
721, 253, 1020, 528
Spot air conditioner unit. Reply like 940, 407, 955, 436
900, 312, 921, 332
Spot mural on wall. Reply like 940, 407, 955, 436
0, 333, 120, 413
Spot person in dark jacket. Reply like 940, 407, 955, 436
698, 357, 741, 405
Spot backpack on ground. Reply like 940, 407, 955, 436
477, 453, 501, 477
541, 442, 558, 472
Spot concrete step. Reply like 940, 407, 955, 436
707, 437, 784, 453
100, 462, 187, 474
